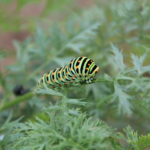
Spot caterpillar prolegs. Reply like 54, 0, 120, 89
37, 56, 99, 90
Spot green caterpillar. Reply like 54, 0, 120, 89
37, 56, 99, 90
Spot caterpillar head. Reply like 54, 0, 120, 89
94, 66, 99, 74
89, 64, 99, 78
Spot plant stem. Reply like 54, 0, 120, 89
81, 78, 113, 85
0, 92, 34, 112
62, 89, 68, 133
0, 78, 111, 112
62, 89, 68, 115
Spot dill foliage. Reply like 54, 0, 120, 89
0, 0, 150, 149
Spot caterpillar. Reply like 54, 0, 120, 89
37, 56, 99, 90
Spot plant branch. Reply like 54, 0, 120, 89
62, 89, 68, 133
0, 78, 111, 112
0, 92, 34, 112
81, 78, 113, 85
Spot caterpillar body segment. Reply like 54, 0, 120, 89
37, 56, 99, 90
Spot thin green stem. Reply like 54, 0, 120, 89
81, 78, 113, 85
0, 92, 34, 112
62, 89, 68, 134
62, 88, 68, 115
0, 78, 112, 112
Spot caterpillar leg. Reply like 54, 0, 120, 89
85, 76, 95, 83
86, 79, 92, 83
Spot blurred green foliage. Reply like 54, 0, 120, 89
0, 0, 150, 149
0, 0, 71, 31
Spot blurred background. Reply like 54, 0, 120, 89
0, 0, 150, 146
0, 0, 96, 71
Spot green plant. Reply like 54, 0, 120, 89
0, 0, 150, 149
4, 89, 121, 150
